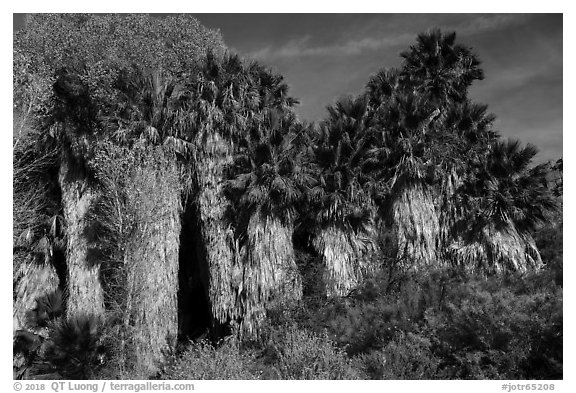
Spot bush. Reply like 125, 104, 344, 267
255, 323, 362, 379
160, 339, 259, 380
354, 332, 440, 379
296, 267, 455, 356
533, 220, 562, 286
292, 265, 562, 380
425, 276, 562, 379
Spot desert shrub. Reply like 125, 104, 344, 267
290, 263, 561, 380
533, 220, 562, 286
160, 339, 259, 380
254, 323, 362, 379
354, 332, 441, 379
425, 275, 562, 379
296, 266, 456, 356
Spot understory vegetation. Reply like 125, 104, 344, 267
13, 14, 562, 380
157, 256, 562, 380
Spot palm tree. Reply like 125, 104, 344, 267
13, 12, 225, 326
362, 29, 487, 270
32, 60, 191, 378
48, 67, 106, 319
95, 65, 196, 377
182, 53, 255, 332
307, 95, 377, 296
225, 109, 311, 335
449, 139, 557, 273
182, 54, 305, 335
363, 69, 444, 270
400, 29, 484, 106
434, 99, 499, 256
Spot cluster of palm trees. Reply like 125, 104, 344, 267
13, 15, 558, 379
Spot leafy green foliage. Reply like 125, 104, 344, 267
14, 14, 225, 120
424, 278, 562, 379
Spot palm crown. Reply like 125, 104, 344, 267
226, 109, 314, 230
460, 139, 558, 236
307, 95, 374, 232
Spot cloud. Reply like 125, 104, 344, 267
247, 32, 415, 60
458, 14, 528, 35
247, 14, 530, 61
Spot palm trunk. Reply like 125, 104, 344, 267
58, 154, 105, 319
240, 211, 302, 336
391, 183, 442, 270
437, 169, 465, 261
313, 225, 375, 297
122, 149, 181, 377
448, 222, 542, 274
193, 132, 240, 327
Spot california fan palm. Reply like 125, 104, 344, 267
97, 66, 191, 376
309, 95, 377, 296
449, 139, 557, 273
363, 29, 486, 270
226, 109, 311, 335
364, 72, 443, 269
48, 67, 106, 319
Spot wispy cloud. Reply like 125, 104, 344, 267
458, 14, 528, 35
247, 14, 529, 61
247, 32, 414, 60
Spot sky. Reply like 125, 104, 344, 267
13, 13, 563, 163
193, 13, 563, 163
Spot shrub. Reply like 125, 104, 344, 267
533, 220, 563, 286
160, 339, 259, 380
37, 314, 105, 379
292, 264, 562, 380
424, 275, 562, 379
256, 323, 362, 379
354, 332, 441, 379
